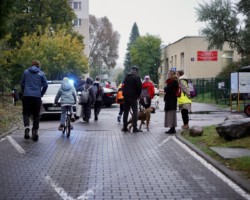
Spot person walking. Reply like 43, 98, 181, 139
81, 77, 96, 123
122, 65, 142, 132
54, 77, 77, 130
164, 70, 179, 134
116, 83, 124, 123
177, 70, 192, 129
93, 76, 104, 121
140, 75, 155, 108
20, 60, 48, 141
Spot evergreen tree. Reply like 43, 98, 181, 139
123, 23, 140, 76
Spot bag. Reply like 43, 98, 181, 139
175, 84, 181, 98
187, 80, 197, 98
79, 86, 92, 104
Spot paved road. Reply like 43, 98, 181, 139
0, 100, 249, 200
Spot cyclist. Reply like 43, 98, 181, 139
55, 77, 77, 131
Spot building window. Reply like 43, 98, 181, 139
69, 1, 81, 10
73, 18, 82, 27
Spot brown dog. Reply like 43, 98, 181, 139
128, 107, 155, 131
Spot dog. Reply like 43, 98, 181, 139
128, 107, 155, 131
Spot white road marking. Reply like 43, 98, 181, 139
77, 189, 95, 200
0, 138, 6, 142
158, 137, 172, 148
45, 175, 97, 200
6, 136, 25, 154
173, 137, 250, 200
45, 176, 75, 200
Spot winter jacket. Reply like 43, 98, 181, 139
177, 75, 192, 105
93, 81, 104, 101
141, 80, 155, 99
123, 71, 142, 100
54, 81, 77, 105
20, 65, 48, 97
164, 78, 178, 112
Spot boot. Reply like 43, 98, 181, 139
165, 127, 176, 134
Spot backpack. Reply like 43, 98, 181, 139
79, 86, 92, 104
116, 90, 124, 104
187, 80, 197, 98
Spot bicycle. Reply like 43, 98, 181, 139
62, 105, 73, 138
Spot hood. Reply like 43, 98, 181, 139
142, 81, 152, 88
61, 81, 72, 91
179, 74, 188, 80
86, 77, 93, 85
28, 66, 40, 74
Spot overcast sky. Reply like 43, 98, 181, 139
89, 0, 205, 64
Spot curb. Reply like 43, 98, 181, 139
176, 131, 250, 194
0, 126, 19, 140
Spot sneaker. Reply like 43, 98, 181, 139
70, 125, 73, 130
94, 116, 98, 121
24, 128, 30, 139
58, 124, 64, 131
121, 127, 128, 132
117, 115, 121, 123
182, 125, 189, 129
133, 128, 143, 133
32, 130, 39, 142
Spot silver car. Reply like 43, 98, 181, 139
40, 83, 77, 118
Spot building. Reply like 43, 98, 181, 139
68, 0, 89, 57
159, 36, 240, 89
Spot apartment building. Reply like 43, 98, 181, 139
159, 36, 240, 89
68, 0, 89, 57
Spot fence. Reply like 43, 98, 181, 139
192, 78, 250, 112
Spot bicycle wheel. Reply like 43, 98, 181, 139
62, 121, 66, 134
66, 114, 71, 137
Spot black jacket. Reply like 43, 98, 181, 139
123, 72, 142, 100
164, 79, 178, 111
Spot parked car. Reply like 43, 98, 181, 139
40, 82, 77, 118
77, 83, 117, 108
102, 87, 117, 107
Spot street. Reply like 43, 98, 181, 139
0, 99, 249, 200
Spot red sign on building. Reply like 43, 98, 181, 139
197, 51, 218, 61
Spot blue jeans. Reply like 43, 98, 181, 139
60, 105, 73, 125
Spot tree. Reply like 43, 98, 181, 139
130, 34, 161, 84
89, 15, 120, 71
195, 0, 248, 57
9, 26, 88, 84
6, 0, 75, 47
123, 23, 140, 76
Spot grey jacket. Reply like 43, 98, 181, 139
55, 81, 77, 105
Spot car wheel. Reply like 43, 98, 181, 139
244, 104, 250, 117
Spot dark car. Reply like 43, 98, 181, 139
102, 87, 117, 107
77, 83, 117, 107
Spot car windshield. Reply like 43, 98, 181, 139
44, 84, 61, 95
